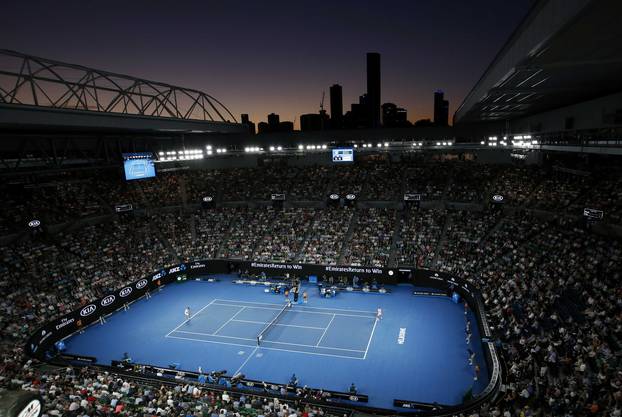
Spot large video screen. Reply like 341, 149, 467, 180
332, 148, 354, 163
122, 153, 156, 181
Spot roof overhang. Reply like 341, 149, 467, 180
454, 0, 622, 124
0, 104, 246, 134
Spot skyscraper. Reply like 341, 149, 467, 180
240, 113, 256, 134
329, 84, 343, 129
433, 90, 449, 126
382, 103, 410, 127
267, 113, 280, 127
367, 52, 381, 128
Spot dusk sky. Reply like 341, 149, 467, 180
2, 0, 532, 128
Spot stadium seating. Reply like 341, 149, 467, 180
1, 160, 622, 417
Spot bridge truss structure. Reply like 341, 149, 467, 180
0, 49, 237, 123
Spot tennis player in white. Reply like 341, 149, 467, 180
184, 306, 191, 321
376, 307, 383, 320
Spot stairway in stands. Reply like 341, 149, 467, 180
431, 213, 451, 268
387, 208, 405, 267
337, 208, 359, 265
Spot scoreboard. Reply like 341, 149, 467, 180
332, 148, 354, 163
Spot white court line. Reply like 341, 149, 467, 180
166, 334, 253, 348
213, 299, 286, 307
231, 319, 326, 330
212, 307, 246, 335
171, 329, 365, 352
211, 302, 374, 319
214, 298, 377, 314
165, 334, 365, 360
234, 346, 258, 375
175, 330, 255, 341
165, 299, 216, 337
316, 314, 335, 347
363, 318, 379, 360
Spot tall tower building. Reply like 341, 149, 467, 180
434, 90, 449, 126
267, 113, 280, 127
329, 84, 343, 129
366, 52, 381, 128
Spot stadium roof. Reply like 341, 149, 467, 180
0, 49, 245, 134
454, 0, 622, 124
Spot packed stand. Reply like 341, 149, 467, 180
3, 362, 347, 417
361, 162, 403, 200
568, 167, 622, 224
402, 164, 447, 200
342, 208, 396, 267
185, 169, 223, 204
529, 170, 590, 211
446, 164, 501, 203
484, 166, 544, 207
435, 210, 501, 273
254, 208, 316, 263
191, 209, 237, 260
470, 217, 622, 417
220, 207, 276, 260
139, 171, 184, 207
154, 211, 193, 262
299, 207, 354, 265
395, 208, 446, 268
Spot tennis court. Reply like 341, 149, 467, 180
166, 299, 378, 361
62, 276, 488, 409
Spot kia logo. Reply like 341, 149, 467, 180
80, 304, 96, 317
101, 295, 116, 307
28, 219, 41, 228
492, 194, 504, 202
329, 194, 339, 200
346, 194, 356, 200
135, 279, 148, 290
119, 287, 132, 298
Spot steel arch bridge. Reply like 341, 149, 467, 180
0, 49, 237, 123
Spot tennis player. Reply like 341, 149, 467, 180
184, 306, 191, 321
376, 307, 383, 320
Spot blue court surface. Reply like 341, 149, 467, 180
63, 275, 488, 409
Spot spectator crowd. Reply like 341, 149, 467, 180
1, 160, 621, 417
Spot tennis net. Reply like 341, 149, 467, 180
256, 302, 291, 345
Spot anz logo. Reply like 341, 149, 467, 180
168, 264, 186, 274
80, 304, 97, 317
151, 270, 166, 281
101, 295, 116, 307
119, 287, 133, 298
135, 279, 148, 290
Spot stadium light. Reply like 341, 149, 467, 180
277, 146, 282, 151
322, 144, 327, 149
298, 145, 304, 150
269, 146, 275, 151
384, 142, 389, 147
